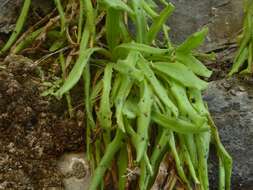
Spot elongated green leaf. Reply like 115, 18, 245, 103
131, 0, 147, 43
98, 64, 113, 129
54, 0, 66, 33
117, 146, 128, 190
152, 61, 208, 90
176, 52, 212, 77
111, 74, 122, 102
234, 7, 252, 64
55, 48, 101, 98
142, 1, 159, 18
152, 111, 209, 134
240, 42, 253, 74
114, 62, 144, 81
137, 58, 178, 116
77, 0, 84, 42
229, 5, 252, 76
168, 131, 191, 186
122, 99, 139, 119
114, 51, 144, 81
184, 134, 198, 170
83, 63, 96, 129
139, 158, 147, 189
179, 135, 200, 184
196, 131, 210, 190
136, 80, 153, 162
146, 3, 174, 44
115, 75, 134, 132
113, 42, 172, 58
12, 27, 43, 54
188, 88, 208, 116
49, 38, 66, 51
228, 47, 248, 76
170, 81, 206, 126
219, 157, 226, 190
144, 153, 154, 176
118, 16, 131, 42
89, 130, 124, 190
102, 0, 134, 14
153, 95, 166, 114
106, 8, 121, 50
146, 0, 158, 8
144, 129, 169, 189
207, 111, 232, 190
84, 0, 96, 36
176, 27, 208, 53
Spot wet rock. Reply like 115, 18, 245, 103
168, 0, 243, 51
57, 153, 91, 190
204, 78, 253, 189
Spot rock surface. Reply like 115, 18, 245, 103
0, 0, 22, 33
57, 153, 91, 190
168, 0, 243, 51
204, 78, 253, 189
0, 0, 53, 33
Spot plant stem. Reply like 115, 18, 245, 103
88, 130, 124, 190
54, 0, 66, 34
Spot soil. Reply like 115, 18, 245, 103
0, 55, 85, 190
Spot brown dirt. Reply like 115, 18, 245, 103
0, 55, 85, 190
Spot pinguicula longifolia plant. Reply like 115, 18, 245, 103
229, 0, 253, 76
0, 0, 232, 189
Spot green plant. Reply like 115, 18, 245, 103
1, 0, 232, 189
229, 0, 253, 76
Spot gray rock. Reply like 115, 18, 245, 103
0, 0, 22, 33
204, 78, 253, 189
168, 0, 243, 51
57, 153, 91, 190
0, 0, 53, 33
